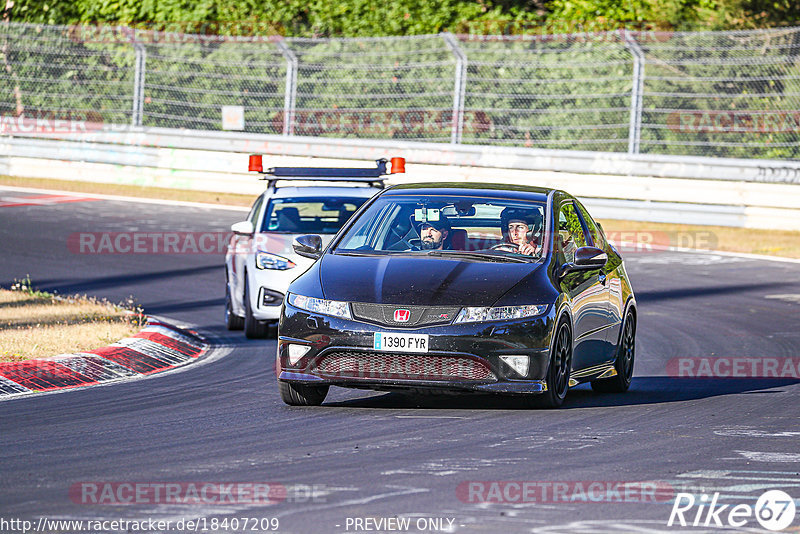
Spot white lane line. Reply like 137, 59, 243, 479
273, 485, 429, 519
736, 451, 800, 462
529, 519, 753, 533
0, 185, 249, 212
394, 415, 466, 419
765, 294, 800, 304
714, 429, 800, 438
678, 473, 800, 483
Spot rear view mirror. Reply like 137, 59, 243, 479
231, 221, 254, 236
293, 234, 323, 259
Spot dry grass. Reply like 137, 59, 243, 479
0, 284, 143, 362
597, 219, 800, 259
1, 175, 797, 259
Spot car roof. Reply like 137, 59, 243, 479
383, 182, 553, 203
266, 185, 381, 199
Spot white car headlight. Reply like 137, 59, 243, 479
287, 293, 352, 320
256, 251, 295, 270
454, 305, 547, 324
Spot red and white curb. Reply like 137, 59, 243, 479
0, 319, 207, 397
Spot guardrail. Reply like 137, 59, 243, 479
2, 127, 800, 230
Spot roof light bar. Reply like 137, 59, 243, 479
247, 156, 405, 180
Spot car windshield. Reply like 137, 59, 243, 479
334, 194, 547, 261
261, 197, 367, 234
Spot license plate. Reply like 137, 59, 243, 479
373, 332, 429, 353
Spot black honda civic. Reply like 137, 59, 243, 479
277, 183, 636, 408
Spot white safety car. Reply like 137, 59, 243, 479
224, 156, 404, 338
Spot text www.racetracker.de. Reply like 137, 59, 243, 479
0, 516, 280, 533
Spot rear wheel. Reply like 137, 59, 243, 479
279, 381, 329, 406
243, 278, 268, 339
533, 319, 572, 409
591, 310, 635, 393
224, 279, 244, 331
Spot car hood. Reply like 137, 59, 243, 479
319, 253, 542, 306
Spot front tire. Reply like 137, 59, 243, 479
535, 319, 572, 408
243, 278, 268, 339
224, 281, 244, 331
591, 310, 635, 393
279, 381, 329, 406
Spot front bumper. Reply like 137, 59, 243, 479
276, 302, 557, 395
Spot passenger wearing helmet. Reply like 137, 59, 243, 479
493, 208, 542, 256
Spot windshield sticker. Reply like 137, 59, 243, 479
414, 208, 440, 222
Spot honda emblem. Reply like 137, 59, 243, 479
394, 309, 411, 322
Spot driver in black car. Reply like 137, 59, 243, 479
416, 216, 451, 250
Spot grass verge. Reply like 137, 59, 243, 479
0, 278, 144, 362
1, 175, 798, 259
597, 219, 800, 259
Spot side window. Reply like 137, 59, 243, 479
576, 202, 606, 249
248, 196, 264, 227
557, 202, 587, 264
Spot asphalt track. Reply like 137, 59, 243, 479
1, 189, 799, 534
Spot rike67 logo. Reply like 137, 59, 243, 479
668, 490, 796, 531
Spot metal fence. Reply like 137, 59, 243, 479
2, 22, 800, 159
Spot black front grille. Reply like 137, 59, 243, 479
312, 351, 495, 381
350, 303, 459, 328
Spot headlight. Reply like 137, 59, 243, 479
256, 251, 295, 270
287, 293, 352, 320
454, 305, 547, 324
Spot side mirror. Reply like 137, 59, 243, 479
293, 234, 323, 259
560, 246, 607, 277
231, 220, 254, 236
575, 246, 607, 268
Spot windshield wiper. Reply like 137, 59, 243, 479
423, 250, 535, 263
334, 250, 384, 256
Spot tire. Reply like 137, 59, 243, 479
533, 319, 572, 409
224, 281, 244, 331
243, 277, 268, 339
279, 381, 329, 406
591, 310, 636, 393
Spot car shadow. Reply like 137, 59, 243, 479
634, 281, 796, 303
321, 376, 800, 410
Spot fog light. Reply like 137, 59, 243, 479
500, 355, 529, 377
288, 344, 311, 365
261, 288, 284, 307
